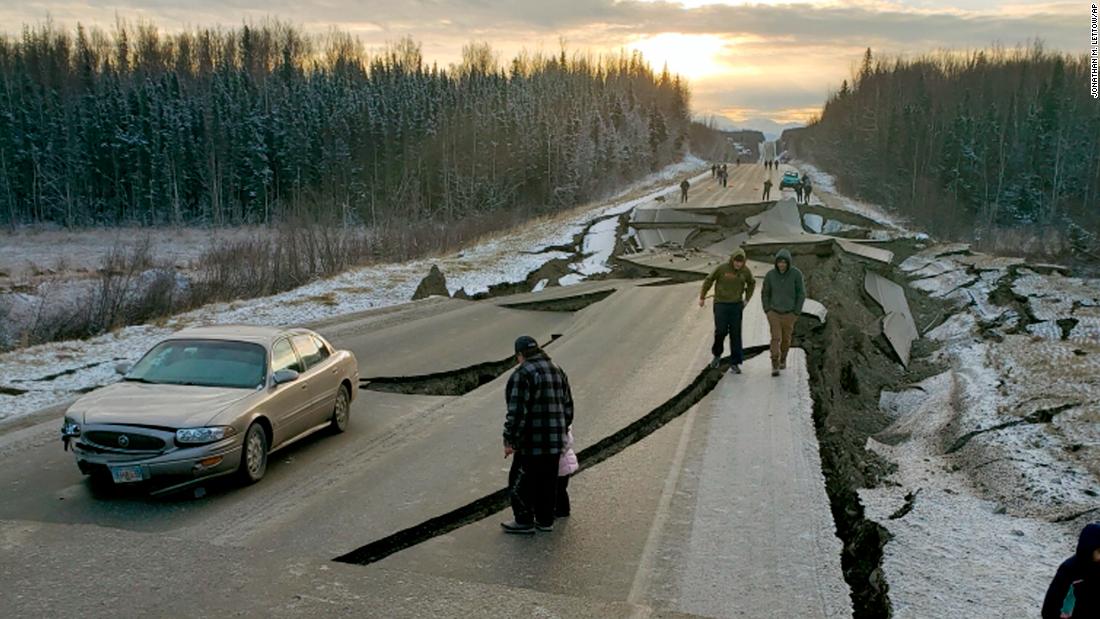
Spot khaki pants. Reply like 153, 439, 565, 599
766, 310, 798, 368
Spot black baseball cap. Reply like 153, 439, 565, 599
514, 335, 539, 354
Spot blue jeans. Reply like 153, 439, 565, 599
712, 301, 744, 364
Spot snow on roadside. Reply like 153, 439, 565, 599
868, 243, 1100, 616
0, 157, 706, 425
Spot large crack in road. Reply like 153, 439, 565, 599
334, 348, 766, 566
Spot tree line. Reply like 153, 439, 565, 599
0, 21, 692, 229
786, 45, 1100, 250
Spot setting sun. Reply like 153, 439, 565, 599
628, 32, 728, 81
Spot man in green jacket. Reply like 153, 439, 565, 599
699, 248, 755, 374
761, 248, 806, 376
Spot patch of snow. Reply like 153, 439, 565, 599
820, 220, 864, 235
910, 270, 979, 298
927, 312, 977, 342
1069, 316, 1100, 345
557, 273, 585, 287
531, 279, 549, 293
1026, 321, 1063, 341
908, 258, 963, 280
861, 356, 1079, 618
898, 254, 936, 274
572, 216, 620, 276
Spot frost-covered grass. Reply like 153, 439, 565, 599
873, 243, 1100, 616
0, 157, 706, 424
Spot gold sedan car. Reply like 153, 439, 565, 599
61, 325, 360, 493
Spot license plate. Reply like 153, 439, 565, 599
110, 465, 144, 484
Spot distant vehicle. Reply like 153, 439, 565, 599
61, 325, 359, 494
779, 171, 801, 189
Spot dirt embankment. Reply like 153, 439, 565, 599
791, 247, 947, 618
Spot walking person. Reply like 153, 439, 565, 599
501, 336, 574, 534
680, 178, 690, 203
795, 182, 803, 204
699, 248, 755, 374
761, 249, 805, 377
711, 164, 717, 178
556, 426, 579, 518
802, 175, 813, 204
762, 177, 772, 200
1043, 522, 1100, 619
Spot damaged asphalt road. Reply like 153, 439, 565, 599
6, 161, 1084, 618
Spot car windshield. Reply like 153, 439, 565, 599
126, 339, 267, 389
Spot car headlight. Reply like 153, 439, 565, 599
175, 426, 237, 445
61, 418, 81, 437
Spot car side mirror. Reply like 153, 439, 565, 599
115, 362, 132, 375
272, 369, 300, 385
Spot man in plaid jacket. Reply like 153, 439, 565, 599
501, 335, 574, 534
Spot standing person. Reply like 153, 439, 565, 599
721, 168, 728, 188
556, 426, 579, 518
680, 178, 690, 203
1043, 523, 1100, 619
761, 249, 805, 377
699, 248, 756, 374
762, 177, 773, 200
802, 175, 813, 204
711, 164, 717, 178
501, 336, 574, 534
794, 182, 803, 204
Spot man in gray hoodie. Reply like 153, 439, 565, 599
761, 248, 805, 376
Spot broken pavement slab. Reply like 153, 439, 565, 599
864, 272, 919, 366
834, 238, 894, 264
803, 298, 828, 323
745, 198, 805, 237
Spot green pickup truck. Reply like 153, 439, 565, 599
779, 171, 801, 189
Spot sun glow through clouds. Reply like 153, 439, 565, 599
629, 33, 728, 81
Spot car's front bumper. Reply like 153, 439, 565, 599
72, 430, 242, 494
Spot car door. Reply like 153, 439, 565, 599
267, 337, 312, 445
290, 334, 340, 425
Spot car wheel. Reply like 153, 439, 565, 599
330, 384, 351, 434
238, 423, 268, 484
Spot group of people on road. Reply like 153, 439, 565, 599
499, 247, 806, 535
700, 247, 804, 375
764, 159, 781, 170
795, 174, 813, 205
497, 244, 1100, 619
711, 163, 729, 188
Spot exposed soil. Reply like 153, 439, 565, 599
793, 247, 947, 618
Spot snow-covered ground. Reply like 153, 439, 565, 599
0, 156, 706, 424
864, 243, 1100, 616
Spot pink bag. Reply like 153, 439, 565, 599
559, 427, 579, 476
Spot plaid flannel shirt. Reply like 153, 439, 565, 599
503, 352, 574, 456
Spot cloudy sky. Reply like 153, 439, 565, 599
1, 1, 1086, 134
